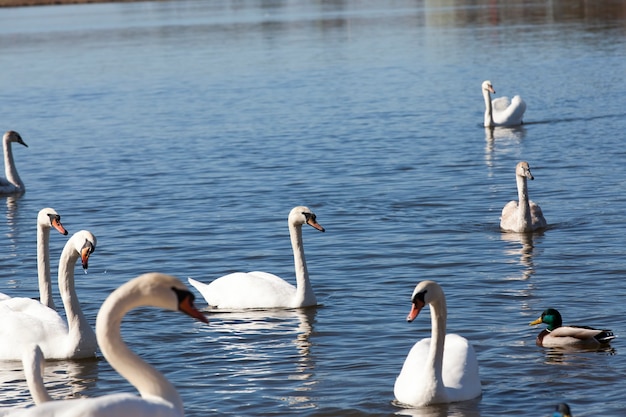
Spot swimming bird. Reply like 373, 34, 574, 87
0, 208, 68, 309
482, 80, 526, 127
6, 273, 208, 417
552, 403, 573, 417
0, 230, 97, 360
188, 206, 325, 309
0, 131, 28, 195
500, 161, 547, 233
529, 308, 615, 347
394, 280, 481, 407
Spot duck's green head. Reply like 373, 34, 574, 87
529, 308, 563, 331
552, 402, 572, 417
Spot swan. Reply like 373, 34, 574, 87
0, 207, 68, 309
36, 208, 69, 309
500, 161, 547, 233
0, 131, 28, 195
0, 230, 97, 360
529, 308, 615, 347
188, 206, 325, 309
394, 280, 481, 407
7, 273, 209, 417
482, 80, 526, 127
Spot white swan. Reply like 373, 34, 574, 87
500, 161, 547, 233
8, 273, 209, 417
0, 208, 68, 308
0, 131, 28, 195
0, 230, 97, 360
482, 80, 526, 127
188, 206, 325, 309
36, 208, 69, 309
394, 280, 481, 407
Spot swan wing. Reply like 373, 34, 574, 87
492, 95, 526, 126
394, 338, 434, 406
189, 272, 296, 309
0, 298, 69, 360
499, 200, 519, 230
529, 201, 547, 229
441, 334, 481, 397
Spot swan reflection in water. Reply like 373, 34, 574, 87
484, 126, 527, 173
394, 397, 481, 417
202, 307, 318, 410
500, 231, 542, 282
0, 358, 98, 412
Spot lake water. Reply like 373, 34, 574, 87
0, 0, 625, 416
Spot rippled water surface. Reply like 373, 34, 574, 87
0, 0, 625, 416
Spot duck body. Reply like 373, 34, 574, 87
530, 308, 615, 347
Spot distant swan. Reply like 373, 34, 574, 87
500, 161, 547, 233
482, 80, 526, 127
0, 131, 28, 195
188, 206, 325, 309
0, 208, 68, 309
394, 280, 481, 407
0, 230, 97, 360
9, 273, 208, 417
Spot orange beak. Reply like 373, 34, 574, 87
81, 247, 91, 270
52, 218, 68, 236
307, 218, 325, 232
407, 299, 425, 322
179, 292, 209, 324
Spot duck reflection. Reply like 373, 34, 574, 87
542, 344, 617, 366
203, 307, 318, 409
0, 357, 98, 411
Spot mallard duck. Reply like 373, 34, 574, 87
552, 403, 572, 417
529, 308, 615, 347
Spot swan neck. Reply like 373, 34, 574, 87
37, 225, 55, 310
3, 137, 24, 189
290, 222, 315, 306
483, 89, 494, 127
516, 174, 532, 228
427, 298, 447, 386
58, 243, 94, 356
96, 291, 183, 414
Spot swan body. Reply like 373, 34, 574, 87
188, 206, 325, 309
394, 280, 481, 407
0, 230, 97, 360
0, 131, 28, 195
482, 80, 526, 127
500, 161, 547, 233
529, 308, 615, 347
8, 273, 208, 417
36, 208, 69, 309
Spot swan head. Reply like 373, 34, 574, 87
529, 308, 563, 331
289, 206, 325, 232
68, 230, 97, 270
3, 130, 28, 147
38, 207, 69, 236
113, 273, 209, 324
482, 80, 495, 94
406, 280, 444, 322
515, 161, 534, 181
553, 403, 572, 417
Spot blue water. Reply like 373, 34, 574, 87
0, 1, 625, 416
